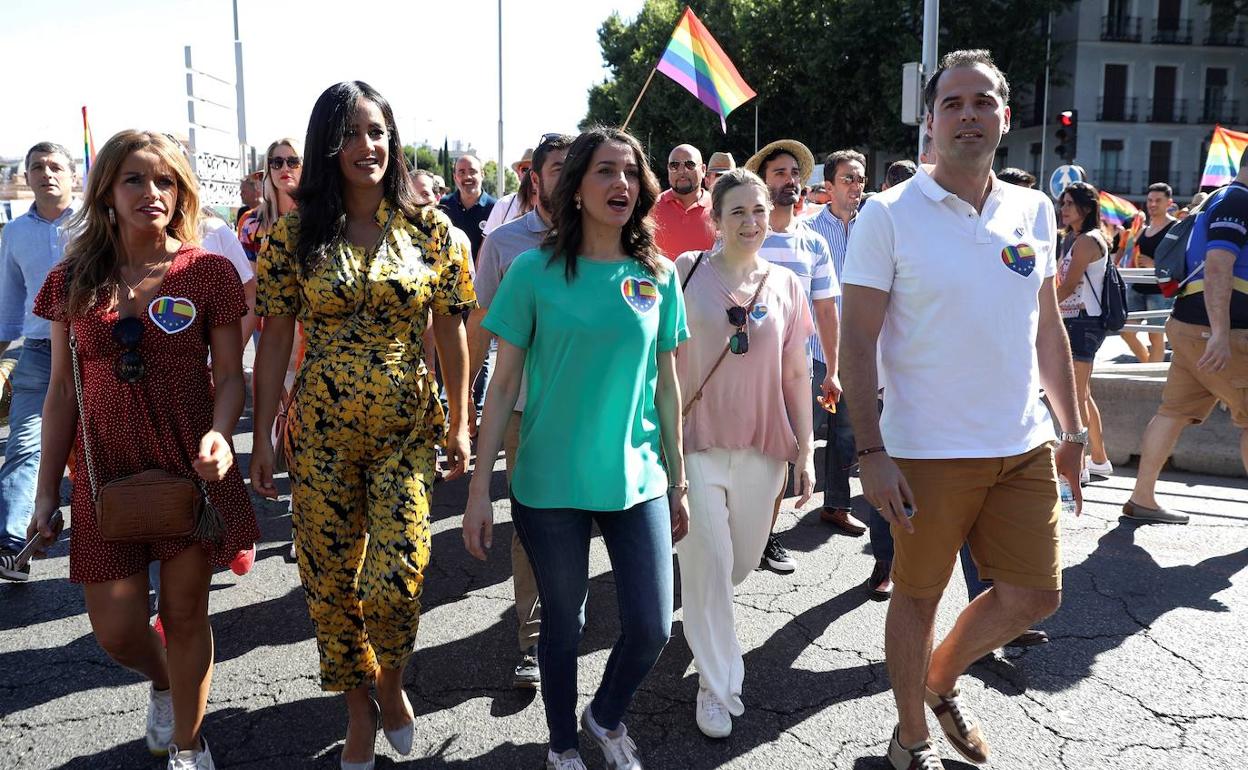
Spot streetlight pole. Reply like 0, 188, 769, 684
232, 0, 249, 170
496, 0, 505, 196
918, 0, 938, 162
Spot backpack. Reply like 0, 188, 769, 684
1152, 185, 1241, 297
1084, 234, 1128, 331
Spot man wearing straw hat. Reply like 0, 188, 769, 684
703, 151, 736, 191
744, 139, 842, 575
484, 148, 535, 236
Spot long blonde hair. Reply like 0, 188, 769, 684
60, 130, 201, 319
258, 137, 303, 231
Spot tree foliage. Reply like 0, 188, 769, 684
584, 0, 1073, 169
482, 161, 520, 196
403, 144, 441, 171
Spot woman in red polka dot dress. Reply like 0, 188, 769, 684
26, 130, 259, 770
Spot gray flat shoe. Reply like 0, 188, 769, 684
1122, 500, 1190, 524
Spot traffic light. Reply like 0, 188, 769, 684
1055, 110, 1078, 164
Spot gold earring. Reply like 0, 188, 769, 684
108, 207, 116, 225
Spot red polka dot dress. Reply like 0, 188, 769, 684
34, 246, 260, 584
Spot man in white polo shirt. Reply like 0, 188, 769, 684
841, 50, 1085, 770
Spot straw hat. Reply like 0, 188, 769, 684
744, 140, 815, 183
706, 152, 736, 173
511, 148, 534, 174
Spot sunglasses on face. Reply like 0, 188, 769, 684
113, 316, 145, 383
838, 174, 867, 186
269, 156, 302, 170
726, 305, 750, 355
668, 160, 699, 171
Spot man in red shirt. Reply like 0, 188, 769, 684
653, 144, 716, 258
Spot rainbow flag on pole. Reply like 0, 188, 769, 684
81, 106, 97, 179
655, 7, 756, 132
1200, 124, 1248, 187
1098, 189, 1139, 228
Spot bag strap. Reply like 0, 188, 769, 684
67, 328, 100, 503
285, 209, 397, 403
682, 267, 770, 418
681, 250, 707, 290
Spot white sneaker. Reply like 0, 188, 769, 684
546, 748, 588, 770
146, 686, 175, 755
168, 736, 216, 769
581, 705, 643, 769
1079, 466, 1090, 486
695, 686, 732, 738
1086, 458, 1113, 478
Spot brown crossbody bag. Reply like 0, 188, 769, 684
69, 327, 223, 544
681, 252, 770, 417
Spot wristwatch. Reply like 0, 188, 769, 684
1059, 429, 1089, 445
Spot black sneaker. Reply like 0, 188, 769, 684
760, 534, 796, 573
0, 548, 31, 582
513, 645, 540, 689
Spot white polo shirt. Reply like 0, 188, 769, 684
841, 167, 1058, 459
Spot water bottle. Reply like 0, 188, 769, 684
1058, 478, 1076, 515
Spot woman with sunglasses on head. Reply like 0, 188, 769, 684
27, 130, 259, 769
1055, 182, 1112, 483
463, 126, 688, 770
250, 82, 474, 770
672, 168, 815, 739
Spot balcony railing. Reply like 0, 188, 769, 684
1151, 18, 1193, 44
1202, 98, 1240, 124
1204, 21, 1247, 46
1101, 15, 1142, 41
1095, 169, 1133, 193
1142, 172, 1186, 197
1147, 97, 1187, 123
1098, 97, 1139, 122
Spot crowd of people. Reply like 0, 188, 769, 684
0, 47, 1245, 770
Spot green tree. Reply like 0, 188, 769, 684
482, 160, 520, 196
402, 144, 441, 170
584, 0, 1073, 168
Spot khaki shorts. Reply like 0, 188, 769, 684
1157, 319, 1248, 429
892, 443, 1062, 598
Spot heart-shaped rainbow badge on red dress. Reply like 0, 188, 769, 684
620, 277, 658, 313
148, 296, 197, 334
1000, 244, 1036, 277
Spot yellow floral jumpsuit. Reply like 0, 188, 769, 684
257, 199, 475, 691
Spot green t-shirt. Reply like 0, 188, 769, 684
484, 247, 689, 511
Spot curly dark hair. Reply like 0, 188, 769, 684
293, 81, 420, 275
542, 126, 665, 280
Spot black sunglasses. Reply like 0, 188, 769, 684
268, 156, 301, 170
726, 306, 750, 355
113, 316, 145, 383
668, 160, 699, 171
537, 132, 564, 148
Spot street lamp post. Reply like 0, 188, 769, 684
496, 0, 505, 196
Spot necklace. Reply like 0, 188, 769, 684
118, 258, 169, 300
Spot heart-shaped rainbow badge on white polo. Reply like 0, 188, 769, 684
148, 296, 197, 334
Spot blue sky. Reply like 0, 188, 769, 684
0, 0, 644, 165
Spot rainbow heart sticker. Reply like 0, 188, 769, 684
750, 304, 769, 322
621, 277, 658, 313
148, 296, 197, 334
1000, 244, 1036, 277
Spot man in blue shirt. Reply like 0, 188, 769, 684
0, 142, 77, 580
439, 154, 497, 264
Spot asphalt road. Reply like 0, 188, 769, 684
2, 403, 1246, 769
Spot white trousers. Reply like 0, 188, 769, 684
677, 447, 787, 716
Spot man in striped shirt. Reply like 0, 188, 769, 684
744, 140, 842, 573
808, 151, 873, 539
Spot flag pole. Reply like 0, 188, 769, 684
622, 66, 659, 131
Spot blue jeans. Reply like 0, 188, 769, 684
511, 495, 673, 753
0, 340, 52, 551
811, 359, 854, 510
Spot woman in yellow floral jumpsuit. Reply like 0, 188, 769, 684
251, 82, 474, 769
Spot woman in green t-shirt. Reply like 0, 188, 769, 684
464, 127, 689, 770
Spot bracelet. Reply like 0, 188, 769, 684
668, 481, 689, 492
856, 446, 888, 459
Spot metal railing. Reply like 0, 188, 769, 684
1152, 18, 1193, 43
1098, 97, 1138, 122
1102, 15, 1142, 41
1202, 99, 1240, 124
1204, 21, 1246, 46
1094, 169, 1132, 192
1147, 97, 1187, 123
1118, 268, 1167, 334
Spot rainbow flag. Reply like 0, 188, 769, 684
81, 106, 96, 179
1200, 124, 1248, 187
655, 7, 756, 132
1098, 189, 1138, 228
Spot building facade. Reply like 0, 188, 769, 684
1000, 0, 1245, 202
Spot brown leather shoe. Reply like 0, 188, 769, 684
866, 560, 893, 601
925, 685, 989, 764
820, 507, 866, 536
1122, 500, 1190, 524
